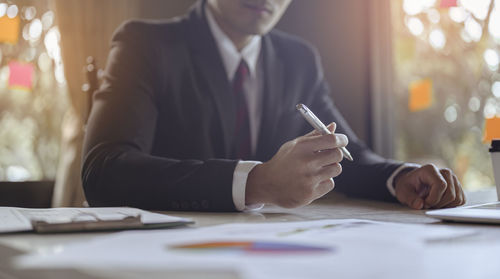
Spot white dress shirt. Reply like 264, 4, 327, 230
205, 6, 417, 211
205, 6, 263, 211
205, 8, 262, 152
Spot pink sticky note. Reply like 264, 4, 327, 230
8, 61, 34, 90
440, 0, 457, 8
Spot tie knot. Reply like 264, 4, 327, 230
235, 59, 249, 81
233, 60, 249, 91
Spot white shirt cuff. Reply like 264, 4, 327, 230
232, 160, 264, 211
386, 163, 421, 197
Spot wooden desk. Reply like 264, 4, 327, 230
1, 190, 499, 279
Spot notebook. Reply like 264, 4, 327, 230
0, 207, 193, 233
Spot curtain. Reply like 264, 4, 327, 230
51, 0, 143, 207
51, 0, 194, 207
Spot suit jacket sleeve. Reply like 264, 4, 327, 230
302, 45, 403, 202
82, 22, 238, 211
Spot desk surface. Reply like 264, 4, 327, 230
1, 189, 499, 279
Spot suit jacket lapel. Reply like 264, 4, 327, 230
185, 0, 235, 157
255, 35, 285, 161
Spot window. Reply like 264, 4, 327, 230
391, 0, 499, 189
0, 1, 68, 182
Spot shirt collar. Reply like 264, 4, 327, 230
205, 5, 261, 81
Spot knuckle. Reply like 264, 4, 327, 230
423, 164, 436, 171
336, 163, 343, 175
332, 163, 342, 177
295, 136, 310, 145
303, 160, 312, 170
441, 168, 452, 176
333, 148, 343, 161
304, 161, 317, 173
293, 138, 304, 146
326, 134, 336, 143
285, 140, 296, 149
436, 180, 447, 191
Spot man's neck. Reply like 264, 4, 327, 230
208, 5, 255, 51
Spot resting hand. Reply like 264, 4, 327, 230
394, 164, 465, 210
246, 123, 347, 208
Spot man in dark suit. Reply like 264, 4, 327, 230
82, 0, 465, 211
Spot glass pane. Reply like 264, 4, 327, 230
391, 0, 498, 190
0, 0, 68, 182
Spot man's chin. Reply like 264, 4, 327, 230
241, 25, 273, 36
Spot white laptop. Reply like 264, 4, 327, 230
426, 140, 500, 224
426, 200, 500, 224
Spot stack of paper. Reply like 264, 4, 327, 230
14, 219, 477, 279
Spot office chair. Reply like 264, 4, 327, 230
0, 181, 54, 208
82, 56, 101, 123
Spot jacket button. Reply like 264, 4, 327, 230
171, 201, 180, 210
191, 201, 200, 210
181, 201, 190, 210
201, 200, 209, 209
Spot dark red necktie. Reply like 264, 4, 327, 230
232, 60, 252, 159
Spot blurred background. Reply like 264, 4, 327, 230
0, 0, 498, 207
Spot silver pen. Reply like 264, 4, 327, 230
296, 103, 354, 161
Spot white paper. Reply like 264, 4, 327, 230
0, 207, 191, 233
15, 219, 477, 279
0, 207, 33, 233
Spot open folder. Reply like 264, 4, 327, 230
0, 207, 193, 234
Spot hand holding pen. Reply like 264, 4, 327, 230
245, 104, 348, 208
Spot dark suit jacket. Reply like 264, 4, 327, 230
82, 0, 403, 211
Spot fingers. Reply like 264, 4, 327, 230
313, 179, 335, 200
311, 148, 343, 167
395, 178, 425, 210
418, 164, 448, 208
395, 165, 466, 210
305, 122, 336, 137
317, 163, 342, 182
433, 169, 456, 208
299, 133, 348, 153
423, 167, 466, 209
454, 175, 466, 205
442, 174, 466, 208
328, 122, 337, 134
298, 122, 348, 155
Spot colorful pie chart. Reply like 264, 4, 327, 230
171, 241, 332, 254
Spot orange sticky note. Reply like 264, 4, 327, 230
483, 117, 500, 143
8, 61, 34, 91
0, 16, 20, 44
440, 0, 457, 8
408, 79, 433, 112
